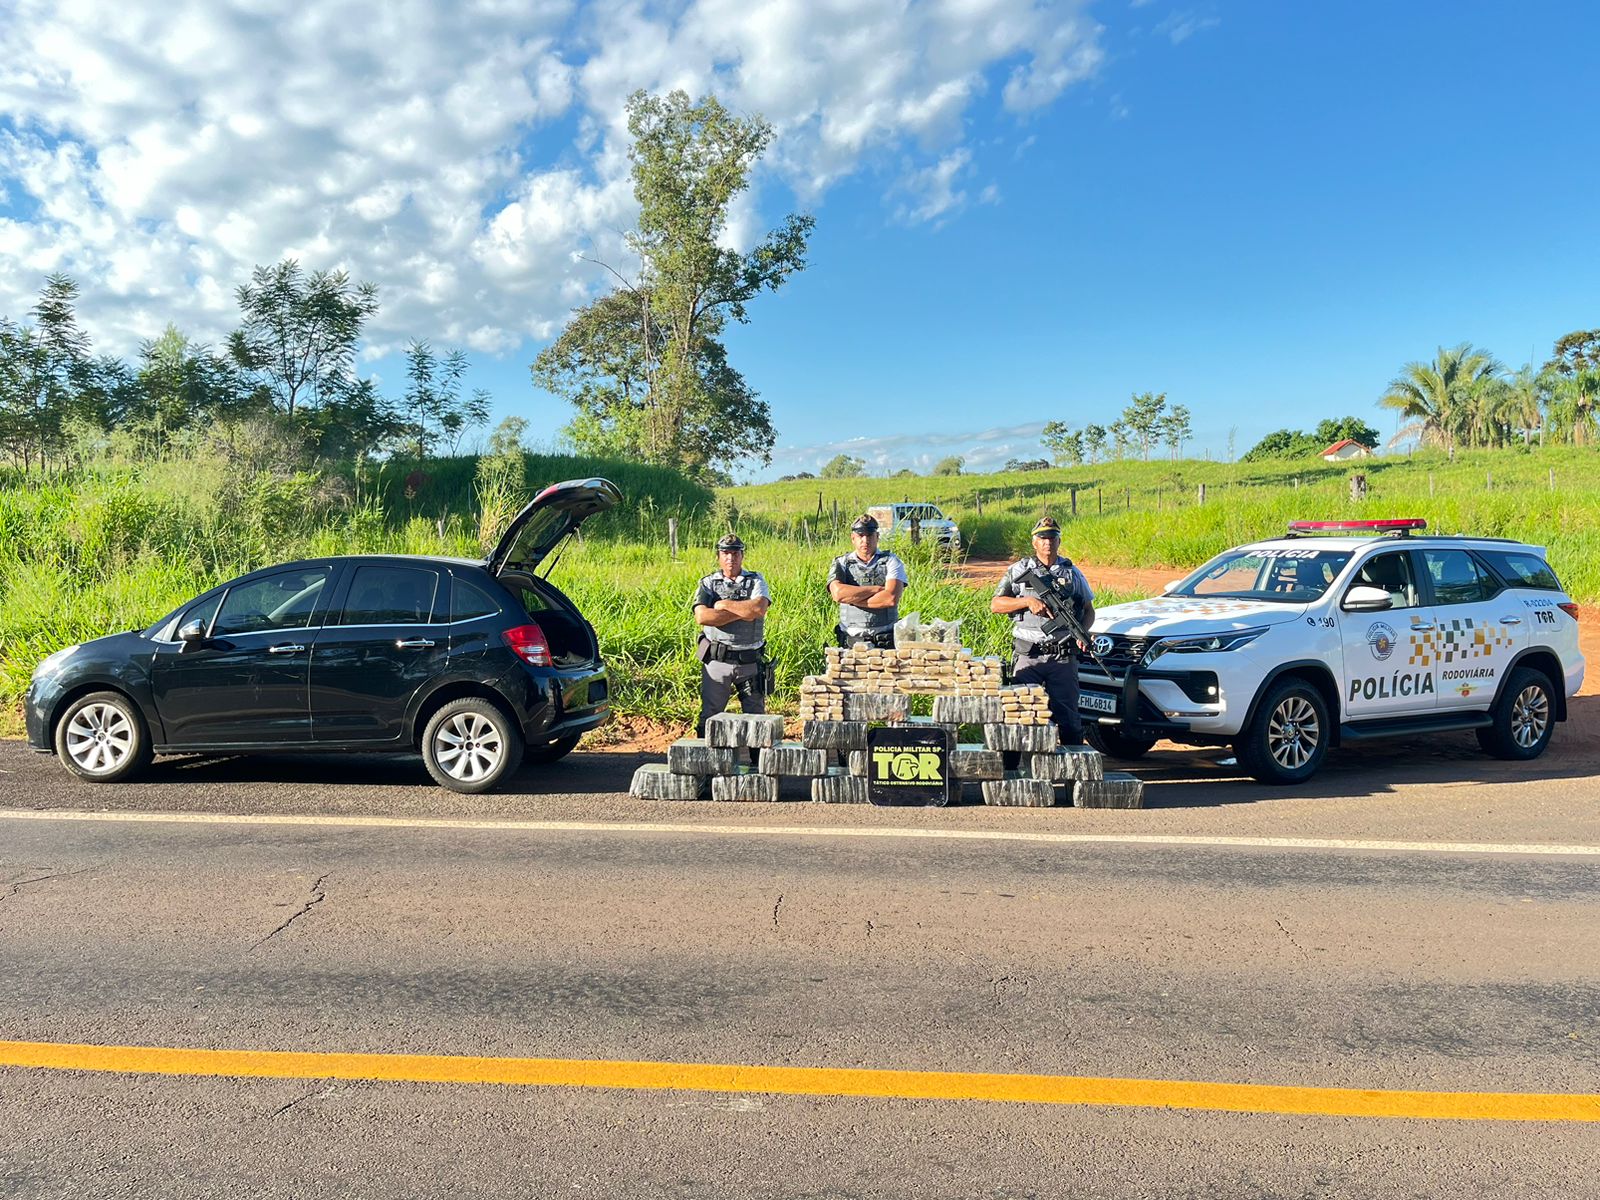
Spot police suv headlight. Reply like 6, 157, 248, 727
1143, 627, 1267, 665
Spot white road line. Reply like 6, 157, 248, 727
1, 808, 1597, 857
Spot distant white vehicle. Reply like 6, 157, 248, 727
1078, 519, 1584, 784
867, 503, 961, 549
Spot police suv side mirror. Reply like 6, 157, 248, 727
1162, 579, 1182, 594
178, 619, 209, 644
1342, 585, 1393, 613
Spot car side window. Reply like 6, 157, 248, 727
1481, 550, 1562, 591
337, 566, 440, 625
212, 569, 329, 636
451, 576, 503, 622
179, 594, 225, 637
1423, 549, 1496, 606
1346, 552, 1420, 610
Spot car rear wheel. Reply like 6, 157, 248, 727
1236, 679, 1329, 785
1086, 725, 1158, 760
422, 698, 524, 793
55, 691, 153, 783
1476, 667, 1556, 761
524, 732, 582, 765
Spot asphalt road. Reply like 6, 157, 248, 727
2, 736, 1598, 1198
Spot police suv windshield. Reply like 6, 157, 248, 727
1172, 547, 1355, 603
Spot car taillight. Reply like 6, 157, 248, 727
1558, 602, 1580, 621
502, 623, 552, 667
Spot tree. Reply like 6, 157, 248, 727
228, 259, 379, 417
1311, 416, 1380, 449
398, 341, 488, 460
820, 454, 865, 478
1379, 343, 1502, 453
1543, 330, 1600, 447
486, 415, 529, 459
537, 90, 813, 479
1120, 391, 1167, 460
1041, 420, 1084, 465
1004, 458, 1050, 472
1108, 420, 1130, 460
932, 455, 963, 476
1161, 404, 1192, 460
1083, 423, 1107, 464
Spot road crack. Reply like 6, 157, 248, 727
252, 873, 329, 950
1, 867, 94, 906
772, 893, 783, 929
1273, 918, 1309, 958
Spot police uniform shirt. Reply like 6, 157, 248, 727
993, 556, 1094, 645
692, 571, 770, 649
831, 550, 908, 633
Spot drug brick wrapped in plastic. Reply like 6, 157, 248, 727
630, 764, 705, 800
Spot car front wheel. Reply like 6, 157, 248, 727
1476, 667, 1556, 761
1236, 679, 1329, 785
422, 698, 525, 793
55, 691, 153, 783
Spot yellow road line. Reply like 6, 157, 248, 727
3, 808, 1599, 857
1, 1040, 1595, 1122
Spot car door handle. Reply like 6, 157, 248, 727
395, 638, 436, 649
1498, 616, 1523, 625
1409, 623, 1436, 632
268, 643, 306, 655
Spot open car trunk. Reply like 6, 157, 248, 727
498, 571, 598, 668
487, 478, 622, 576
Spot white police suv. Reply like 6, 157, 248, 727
1078, 519, 1585, 784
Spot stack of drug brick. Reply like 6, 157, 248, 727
631, 622, 1143, 808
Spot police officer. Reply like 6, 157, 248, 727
828, 514, 908, 648
692, 534, 771, 737
990, 516, 1096, 746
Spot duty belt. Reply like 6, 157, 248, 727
707, 641, 765, 664
1016, 637, 1075, 659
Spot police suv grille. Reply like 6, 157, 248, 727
1094, 635, 1149, 672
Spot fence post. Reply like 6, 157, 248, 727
1097, 488, 1103, 516
1486, 471, 1492, 491
817, 491, 824, 518
1197, 483, 1206, 505
975, 492, 983, 516
832, 499, 839, 527
1350, 474, 1368, 503
802, 518, 812, 546
668, 517, 679, 560
1124, 488, 1130, 511
1070, 488, 1077, 517
909, 516, 921, 545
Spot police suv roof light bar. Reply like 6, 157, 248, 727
1284, 518, 1428, 538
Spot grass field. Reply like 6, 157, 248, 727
4, 442, 1595, 731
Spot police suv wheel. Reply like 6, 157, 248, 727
1476, 667, 1555, 761
1087, 725, 1158, 760
1236, 679, 1328, 785
525, 732, 582, 765
55, 690, 153, 783
422, 698, 524, 793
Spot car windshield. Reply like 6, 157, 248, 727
1172, 547, 1354, 603
897, 504, 944, 520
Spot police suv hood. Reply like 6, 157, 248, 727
1091, 595, 1308, 638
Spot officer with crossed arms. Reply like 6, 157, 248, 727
828, 513, 908, 648
692, 533, 771, 736
991, 516, 1096, 747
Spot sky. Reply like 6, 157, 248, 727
1, 0, 1595, 480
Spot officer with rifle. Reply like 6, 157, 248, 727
990, 516, 1096, 746
692, 534, 771, 736
828, 513, 908, 648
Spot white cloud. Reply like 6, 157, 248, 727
1154, 10, 1220, 45
0, 0, 1102, 356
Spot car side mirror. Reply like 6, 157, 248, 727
178, 619, 209, 644
1343, 585, 1393, 612
1162, 579, 1183, 594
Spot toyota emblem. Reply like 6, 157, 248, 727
1092, 635, 1114, 657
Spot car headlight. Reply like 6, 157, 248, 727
32, 644, 80, 679
1143, 627, 1267, 665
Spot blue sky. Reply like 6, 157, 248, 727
1, 1, 1595, 479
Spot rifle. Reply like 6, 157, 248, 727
1018, 564, 1122, 682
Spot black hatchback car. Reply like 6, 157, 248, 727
24, 478, 620, 794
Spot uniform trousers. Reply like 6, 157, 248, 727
696, 657, 767, 737
1013, 647, 1083, 746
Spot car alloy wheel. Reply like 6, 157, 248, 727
433, 711, 506, 783
64, 702, 137, 775
1510, 684, 1550, 750
1266, 695, 1321, 771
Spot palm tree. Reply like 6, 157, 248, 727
1548, 369, 1600, 446
1379, 343, 1503, 453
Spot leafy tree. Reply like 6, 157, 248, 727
932, 455, 963, 476
820, 454, 865, 479
1083, 423, 1107, 464
1543, 330, 1600, 447
228, 259, 379, 417
1108, 420, 1130, 460
537, 90, 812, 479
1311, 416, 1380, 449
1041, 420, 1084, 465
1005, 457, 1050, 472
0, 318, 50, 467
1241, 429, 1318, 462
1379, 343, 1502, 452
1119, 391, 1167, 460
486, 415, 529, 458
397, 341, 488, 460
1161, 404, 1192, 460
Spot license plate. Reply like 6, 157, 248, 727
1080, 691, 1117, 715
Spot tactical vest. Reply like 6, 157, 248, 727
1004, 556, 1088, 644
834, 551, 900, 633
696, 571, 766, 649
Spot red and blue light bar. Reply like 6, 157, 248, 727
1286, 518, 1428, 536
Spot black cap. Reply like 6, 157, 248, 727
850, 514, 879, 534
1030, 516, 1061, 538
715, 534, 746, 552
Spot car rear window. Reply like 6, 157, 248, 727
451, 576, 503, 622
1481, 550, 1563, 591
337, 565, 439, 625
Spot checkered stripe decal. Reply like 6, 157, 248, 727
1407, 617, 1514, 667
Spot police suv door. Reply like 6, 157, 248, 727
1418, 548, 1527, 713
1337, 549, 1438, 719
